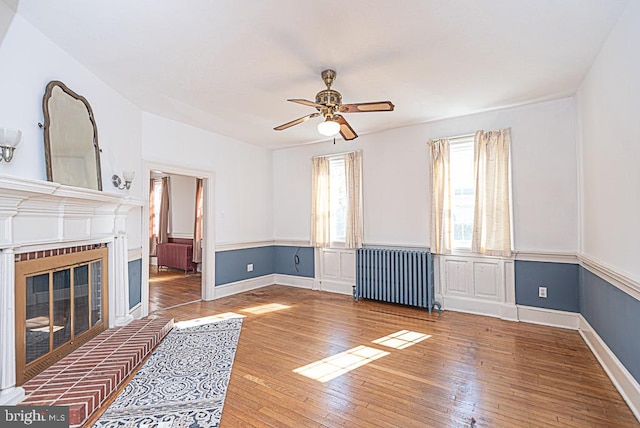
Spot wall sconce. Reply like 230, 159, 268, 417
0, 128, 22, 162
112, 171, 135, 190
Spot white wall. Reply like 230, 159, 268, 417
0, 13, 144, 249
142, 113, 273, 245
274, 98, 578, 253
169, 174, 196, 237
577, 1, 640, 279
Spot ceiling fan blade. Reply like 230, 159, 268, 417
335, 115, 358, 141
339, 101, 395, 113
274, 112, 320, 131
288, 99, 325, 109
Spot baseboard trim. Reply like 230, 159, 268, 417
319, 280, 353, 296
578, 315, 640, 422
0, 386, 25, 405
129, 303, 143, 320
274, 274, 315, 290
214, 274, 275, 298
442, 296, 510, 319
516, 305, 579, 329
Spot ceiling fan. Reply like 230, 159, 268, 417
274, 69, 394, 141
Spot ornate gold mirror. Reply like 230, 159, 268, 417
42, 81, 103, 190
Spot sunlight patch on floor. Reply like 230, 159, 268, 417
240, 303, 291, 315
372, 330, 431, 350
174, 312, 244, 329
293, 345, 390, 382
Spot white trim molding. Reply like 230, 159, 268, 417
141, 160, 216, 314
274, 274, 314, 290
516, 305, 579, 330
129, 303, 143, 320
363, 242, 430, 251
128, 247, 142, 261
274, 239, 312, 247
214, 274, 319, 299
319, 280, 353, 295
579, 315, 640, 421
215, 240, 273, 251
214, 240, 314, 252
578, 253, 640, 302
214, 275, 276, 299
514, 250, 577, 264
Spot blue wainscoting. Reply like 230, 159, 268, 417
128, 258, 142, 309
215, 246, 274, 286
215, 245, 315, 286
514, 261, 579, 312
274, 246, 314, 278
580, 267, 640, 384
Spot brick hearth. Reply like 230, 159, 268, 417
20, 317, 174, 427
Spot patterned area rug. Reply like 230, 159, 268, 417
94, 317, 242, 428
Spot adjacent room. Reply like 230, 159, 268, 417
0, 1, 638, 427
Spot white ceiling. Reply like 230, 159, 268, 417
10, 0, 629, 149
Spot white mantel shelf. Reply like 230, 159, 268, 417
0, 174, 143, 404
0, 174, 143, 252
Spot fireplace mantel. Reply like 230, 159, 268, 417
0, 175, 143, 251
0, 174, 143, 405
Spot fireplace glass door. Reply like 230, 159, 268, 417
16, 247, 108, 384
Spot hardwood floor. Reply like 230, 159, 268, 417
148, 265, 202, 312
153, 285, 638, 427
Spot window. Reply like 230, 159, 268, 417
311, 151, 363, 248
329, 156, 347, 244
152, 179, 163, 238
429, 129, 512, 256
449, 138, 474, 249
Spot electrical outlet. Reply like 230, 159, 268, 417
538, 286, 547, 298
247, 263, 254, 272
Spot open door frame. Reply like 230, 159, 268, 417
140, 161, 216, 317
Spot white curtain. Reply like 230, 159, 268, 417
158, 176, 171, 245
310, 156, 330, 247
472, 128, 512, 257
344, 151, 363, 249
428, 139, 452, 254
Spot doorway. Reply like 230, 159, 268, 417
141, 162, 215, 318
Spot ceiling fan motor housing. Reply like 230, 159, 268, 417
316, 89, 342, 107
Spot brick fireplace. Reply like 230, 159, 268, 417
0, 175, 142, 405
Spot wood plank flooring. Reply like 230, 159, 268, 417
153, 285, 639, 427
148, 266, 201, 312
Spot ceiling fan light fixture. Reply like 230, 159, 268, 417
317, 119, 340, 136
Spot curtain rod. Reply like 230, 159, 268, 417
311, 149, 362, 160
